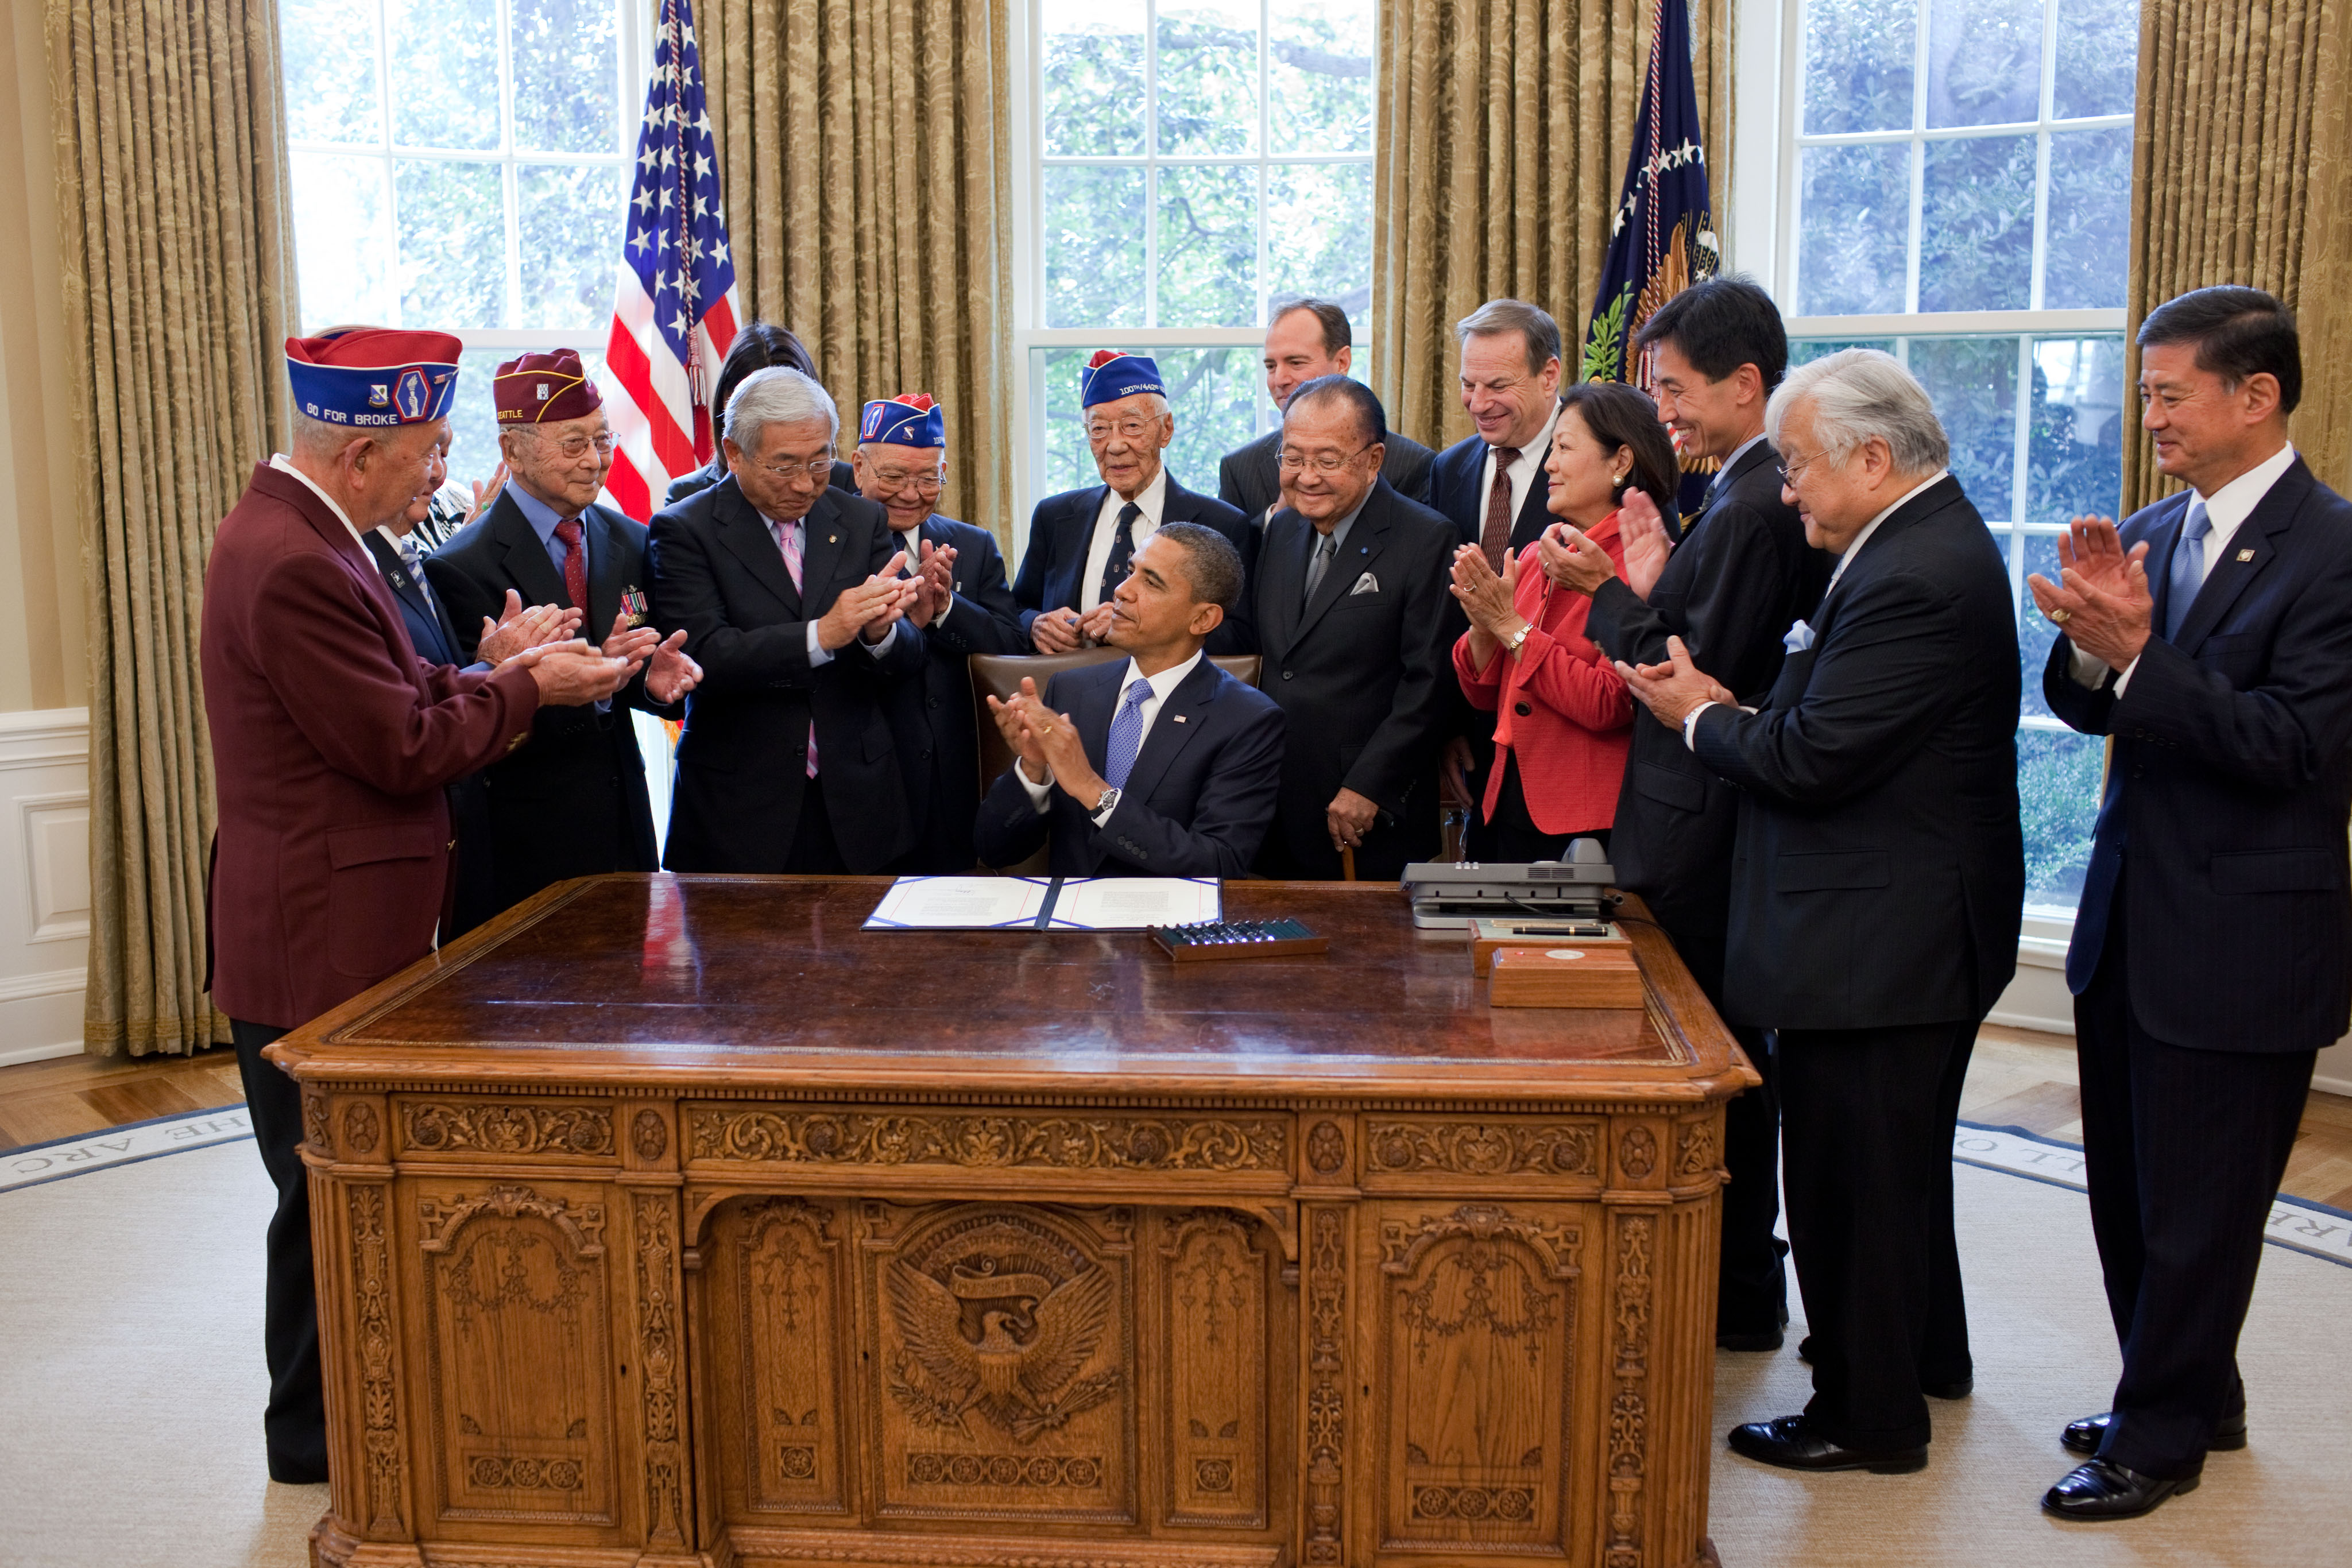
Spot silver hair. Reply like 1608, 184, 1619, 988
1453, 298, 1562, 375
1086, 391, 1170, 423
1766, 348, 1950, 474
725, 365, 838, 450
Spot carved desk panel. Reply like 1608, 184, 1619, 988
272, 876, 1754, 1568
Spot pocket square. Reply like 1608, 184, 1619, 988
1783, 618, 1815, 653
1349, 572, 1379, 595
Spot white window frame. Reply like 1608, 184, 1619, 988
1732, 0, 2132, 935
1008, 0, 1375, 549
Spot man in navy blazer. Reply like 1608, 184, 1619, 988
976, 524, 1283, 877
2028, 288, 2352, 1520
1013, 350, 1258, 657
1218, 299, 1434, 518
1622, 350, 2022, 1478
649, 367, 927, 874
854, 393, 1028, 872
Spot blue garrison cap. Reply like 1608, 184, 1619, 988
1079, 350, 1165, 409
858, 392, 945, 447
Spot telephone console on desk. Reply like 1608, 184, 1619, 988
1401, 838, 1618, 930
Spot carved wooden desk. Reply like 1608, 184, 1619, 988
270, 876, 1755, 1568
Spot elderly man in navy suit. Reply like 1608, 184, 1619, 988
2028, 287, 2352, 1520
976, 524, 1283, 876
1013, 350, 1257, 656
854, 391, 1027, 871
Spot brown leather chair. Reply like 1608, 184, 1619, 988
966, 649, 1262, 874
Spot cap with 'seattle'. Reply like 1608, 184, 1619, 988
285, 328, 463, 428
1079, 350, 1164, 409
494, 350, 605, 424
858, 392, 945, 447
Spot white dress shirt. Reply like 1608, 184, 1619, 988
1080, 467, 1170, 611
2067, 441, 2297, 696
1019, 648, 1205, 822
1681, 468, 1950, 750
759, 510, 899, 665
1478, 402, 1562, 535
268, 454, 372, 552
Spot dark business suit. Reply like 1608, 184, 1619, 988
1584, 438, 1832, 1340
1217, 427, 1436, 518
362, 529, 498, 937
648, 475, 926, 873
1690, 475, 2023, 1454
2045, 455, 2352, 1481
1428, 431, 1558, 556
883, 514, 1026, 872
424, 493, 671, 915
1011, 473, 1259, 655
972, 655, 1285, 876
1252, 479, 1457, 880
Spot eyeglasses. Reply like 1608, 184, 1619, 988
554, 433, 617, 460
755, 454, 837, 483
1276, 443, 1376, 475
1775, 447, 1829, 485
1085, 417, 1160, 444
869, 468, 944, 494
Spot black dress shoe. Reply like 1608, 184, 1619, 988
2041, 1458, 2198, 1520
1727, 1415, 1927, 1474
1921, 1375, 1973, 1400
268, 1455, 329, 1485
1796, 1334, 1814, 1364
1717, 1326, 1785, 1352
2061, 1409, 2246, 1457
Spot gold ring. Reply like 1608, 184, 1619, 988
2047, 607, 2071, 625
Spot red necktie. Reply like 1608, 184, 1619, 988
553, 516, 589, 612
1481, 447, 1521, 572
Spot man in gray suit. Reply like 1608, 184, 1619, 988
1218, 299, 1434, 521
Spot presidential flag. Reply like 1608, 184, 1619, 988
602, 0, 740, 521
1580, 0, 1717, 390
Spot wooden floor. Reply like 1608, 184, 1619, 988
3, 1026, 2350, 1208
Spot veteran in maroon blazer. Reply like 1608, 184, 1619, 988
202, 327, 639, 1485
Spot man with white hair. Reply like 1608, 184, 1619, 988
1013, 350, 1258, 655
1614, 347, 2024, 1476
649, 365, 926, 873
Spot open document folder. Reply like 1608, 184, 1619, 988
863, 876, 1221, 932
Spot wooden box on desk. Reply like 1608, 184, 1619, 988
1469, 916, 1630, 976
1489, 944, 1646, 1008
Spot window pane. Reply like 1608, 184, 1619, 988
289, 152, 394, 331
1268, 0, 1373, 155
2042, 127, 2132, 310
1919, 135, 2034, 312
2015, 532, 2063, 718
1802, 0, 1917, 134
1042, 0, 1146, 157
2028, 336, 2127, 523
2055, 0, 2140, 119
1158, 0, 1260, 157
384, 0, 501, 151
1265, 162, 1370, 319
1926, 0, 2042, 128
395, 158, 508, 328
1156, 347, 1264, 489
1905, 336, 2017, 519
512, 0, 621, 154
1157, 164, 1257, 327
1797, 144, 1910, 316
444, 346, 512, 489
280, 0, 382, 145
1043, 165, 1145, 327
1790, 338, 1897, 366
516, 163, 623, 330
2019, 726, 2100, 910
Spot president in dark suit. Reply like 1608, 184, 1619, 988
1013, 350, 1258, 657
425, 353, 701, 916
1542, 278, 1832, 1352
649, 366, 926, 873
976, 524, 1283, 876
1622, 349, 2023, 1476
1217, 298, 1433, 518
854, 392, 1028, 872
2029, 288, 2352, 1520
1251, 376, 1456, 880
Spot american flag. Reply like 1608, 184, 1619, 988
601, 0, 739, 520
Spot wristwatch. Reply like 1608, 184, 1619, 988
1092, 787, 1122, 818
1506, 621, 1534, 655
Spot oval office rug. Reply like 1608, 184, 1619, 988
3, 1109, 2347, 1568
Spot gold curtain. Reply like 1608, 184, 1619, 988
699, 0, 1016, 547
2125, 0, 2352, 509
1371, 0, 1733, 450
48, 0, 296, 1054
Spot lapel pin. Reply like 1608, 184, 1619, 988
827, 534, 837, 545
2237, 548, 2256, 562
1173, 714, 1187, 723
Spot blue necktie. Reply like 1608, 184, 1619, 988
1103, 677, 1151, 791
2163, 501, 2212, 642
395, 533, 438, 615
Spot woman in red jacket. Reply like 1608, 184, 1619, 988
1450, 381, 1680, 861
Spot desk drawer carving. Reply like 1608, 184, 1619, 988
399, 1099, 616, 1160
686, 1107, 1286, 1175
1361, 1117, 1603, 1183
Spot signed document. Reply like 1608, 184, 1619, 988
865, 877, 1052, 930
864, 876, 1220, 932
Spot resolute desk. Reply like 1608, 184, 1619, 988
270, 875, 1755, 1568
